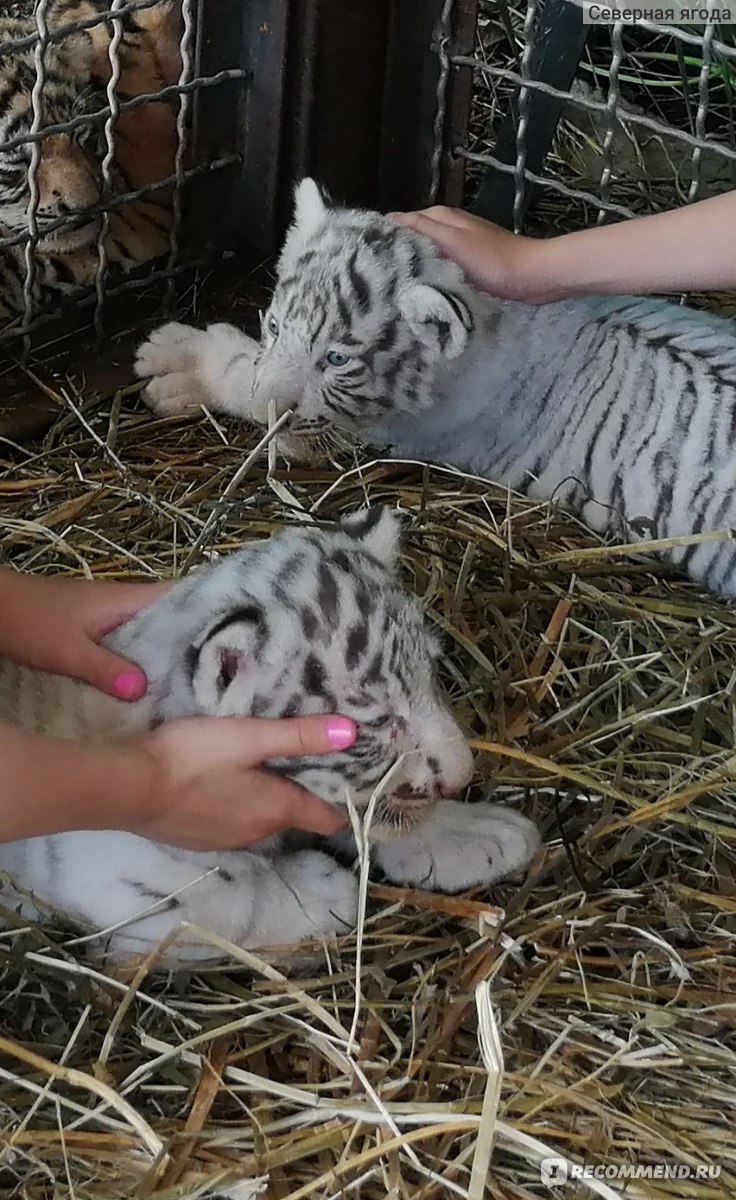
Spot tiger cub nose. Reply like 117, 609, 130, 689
439, 781, 464, 798
438, 759, 474, 798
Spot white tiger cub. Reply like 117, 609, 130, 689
0, 510, 539, 965
138, 179, 736, 598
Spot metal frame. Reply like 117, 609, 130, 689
233, 0, 733, 248
187, 0, 252, 252
10, 0, 726, 352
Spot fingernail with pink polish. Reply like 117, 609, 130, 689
114, 671, 146, 702
326, 716, 356, 750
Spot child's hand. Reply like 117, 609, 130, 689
1, 713, 357, 848
127, 714, 357, 848
0, 570, 169, 701
390, 207, 550, 302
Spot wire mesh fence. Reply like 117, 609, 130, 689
440, 1, 736, 236
0, 0, 248, 350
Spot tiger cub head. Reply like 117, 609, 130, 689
0, 35, 105, 250
115, 508, 474, 839
249, 178, 477, 460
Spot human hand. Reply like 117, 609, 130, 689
390, 207, 552, 302
0, 570, 169, 702
127, 714, 357, 849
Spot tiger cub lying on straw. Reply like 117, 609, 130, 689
138, 178, 736, 598
0, 510, 539, 966
0, 0, 181, 325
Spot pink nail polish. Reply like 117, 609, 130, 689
326, 716, 356, 750
114, 671, 146, 702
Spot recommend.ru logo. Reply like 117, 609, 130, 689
540, 1158, 721, 1185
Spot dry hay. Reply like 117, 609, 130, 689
0, 380, 735, 1199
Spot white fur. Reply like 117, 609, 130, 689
279, 178, 331, 271
397, 283, 471, 360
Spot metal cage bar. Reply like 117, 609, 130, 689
378, 0, 478, 212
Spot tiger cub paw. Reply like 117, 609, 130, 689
135, 321, 259, 420
135, 321, 213, 417
373, 800, 541, 893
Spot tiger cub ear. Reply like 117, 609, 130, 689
191, 606, 265, 707
339, 506, 402, 569
397, 284, 474, 360
281, 177, 329, 250
278, 178, 331, 272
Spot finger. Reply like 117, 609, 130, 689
388, 207, 471, 233
69, 640, 148, 701
418, 205, 478, 228
266, 782, 349, 836
228, 773, 348, 843
387, 213, 468, 261
236, 714, 357, 762
292, 800, 348, 835
387, 211, 441, 235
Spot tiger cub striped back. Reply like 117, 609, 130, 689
0, 0, 181, 326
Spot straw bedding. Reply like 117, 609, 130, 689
0, 371, 735, 1198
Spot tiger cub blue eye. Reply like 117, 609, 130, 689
326, 350, 350, 367
266, 314, 279, 336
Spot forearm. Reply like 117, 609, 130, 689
529, 191, 736, 300
0, 721, 153, 842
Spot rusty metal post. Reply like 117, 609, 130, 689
279, 0, 392, 220
190, 0, 289, 255
238, 0, 291, 250
187, 0, 248, 252
442, 0, 479, 207
378, 0, 478, 211
377, 0, 445, 211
